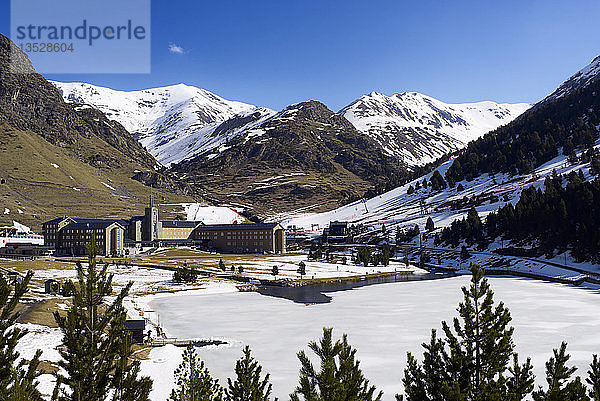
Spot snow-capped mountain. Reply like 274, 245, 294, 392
340, 92, 530, 166
54, 81, 530, 169
539, 55, 600, 104
173, 100, 405, 216
52, 81, 275, 166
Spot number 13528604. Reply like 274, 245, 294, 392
19, 42, 74, 53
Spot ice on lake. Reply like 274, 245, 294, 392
142, 276, 600, 400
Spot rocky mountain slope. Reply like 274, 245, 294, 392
340, 91, 530, 166
0, 34, 192, 228
53, 81, 272, 166
172, 101, 407, 216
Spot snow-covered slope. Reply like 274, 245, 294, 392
280, 139, 599, 237
340, 92, 530, 166
539, 55, 600, 103
52, 82, 274, 166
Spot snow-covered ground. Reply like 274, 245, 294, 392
279, 138, 600, 279
179, 204, 245, 224
141, 276, 600, 400
130, 249, 419, 281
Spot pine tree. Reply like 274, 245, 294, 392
425, 217, 435, 232
443, 263, 515, 398
358, 247, 371, 267
460, 245, 470, 261
0, 271, 44, 401
402, 263, 533, 401
112, 333, 153, 401
591, 156, 600, 176
170, 344, 223, 401
291, 327, 382, 401
505, 354, 535, 401
225, 346, 275, 401
587, 355, 600, 401
403, 330, 448, 400
382, 244, 391, 266
430, 171, 447, 191
532, 342, 589, 401
53, 241, 152, 401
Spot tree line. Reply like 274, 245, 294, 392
444, 77, 600, 185
3, 250, 600, 400
439, 170, 600, 261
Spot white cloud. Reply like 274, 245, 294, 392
168, 43, 186, 54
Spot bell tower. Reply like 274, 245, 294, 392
143, 185, 159, 241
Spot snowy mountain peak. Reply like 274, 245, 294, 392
541, 56, 600, 103
340, 91, 530, 166
52, 81, 270, 166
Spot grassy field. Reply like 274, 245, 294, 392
0, 124, 193, 230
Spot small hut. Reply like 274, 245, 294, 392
124, 320, 146, 343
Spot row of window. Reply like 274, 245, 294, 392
227, 241, 264, 247
197, 230, 272, 236
61, 235, 104, 240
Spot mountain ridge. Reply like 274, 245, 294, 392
0, 33, 193, 228
53, 81, 271, 166
172, 100, 407, 216
340, 91, 530, 166
445, 55, 600, 183
53, 81, 530, 169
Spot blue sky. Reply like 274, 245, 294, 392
2, 0, 600, 111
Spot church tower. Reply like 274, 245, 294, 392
143, 185, 159, 242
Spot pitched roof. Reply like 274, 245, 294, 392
44, 217, 130, 229
63, 220, 124, 230
43, 217, 72, 225
124, 320, 146, 330
160, 220, 202, 228
194, 223, 281, 231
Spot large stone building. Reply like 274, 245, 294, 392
136, 196, 203, 242
42, 194, 286, 255
42, 217, 125, 256
191, 223, 286, 254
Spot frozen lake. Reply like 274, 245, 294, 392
142, 276, 600, 400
